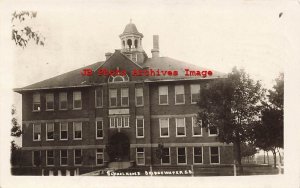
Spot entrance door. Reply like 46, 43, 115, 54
107, 133, 130, 162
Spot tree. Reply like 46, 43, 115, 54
12, 11, 45, 48
11, 105, 23, 166
253, 73, 283, 168
240, 143, 258, 163
197, 67, 265, 173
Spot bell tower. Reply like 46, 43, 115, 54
119, 19, 148, 64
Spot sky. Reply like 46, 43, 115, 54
1, 0, 300, 187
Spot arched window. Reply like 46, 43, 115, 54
108, 74, 129, 83
127, 39, 132, 49
134, 39, 138, 48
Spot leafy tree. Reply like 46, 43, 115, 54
197, 67, 265, 173
11, 105, 23, 166
12, 11, 45, 48
253, 73, 283, 168
240, 143, 258, 163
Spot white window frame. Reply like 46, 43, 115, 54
46, 122, 54, 141
193, 147, 203, 165
96, 148, 104, 166
176, 117, 186, 137
60, 122, 68, 140
177, 147, 187, 165
59, 92, 68, 110
110, 117, 116, 128
159, 118, 169, 138
123, 116, 130, 128
192, 117, 202, 137
175, 85, 185, 105
73, 122, 82, 140
32, 93, 41, 112
190, 84, 200, 104
45, 93, 54, 111
73, 91, 82, 110
96, 120, 104, 139
161, 147, 171, 165
95, 87, 103, 108
208, 125, 219, 136
33, 123, 41, 141
135, 87, 144, 106
136, 148, 145, 165
74, 149, 82, 166
46, 150, 54, 166
32, 150, 41, 166
109, 88, 117, 107
136, 118, 144, 138
158, 86, 168, 105
209, 146, 220, 164
60, 150, 68, 166
121, 88, 129, 107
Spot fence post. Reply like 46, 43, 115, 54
191, 165, 194, 177
233, 160, 237, 176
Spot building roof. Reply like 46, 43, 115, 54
14, 51, 226, 93
120, 22, 143, 37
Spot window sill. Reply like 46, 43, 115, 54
208, 135, 218, 137
72, 108, 82, 110
95, 106, 104, 109
175, 103, 185, 105
73, 138, 82, 140
136, 136, 144, 139
59, 109, 68, 111
177, 163, 187, 165
96, 137, 104, 140
158, 103, 169, 106
135, 105, 144, 107
160, 136, 170, 138
192, 135, 203, 137
60, 139, 68, 141
32, 110, 41, 112
46, 109, 54, 112
46, 139, 54, 141
176, 135, 186, 137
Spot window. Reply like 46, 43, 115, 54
192, 117, 202, 136
176, 118, 186, 137
193, 147, 203, 164
60, 122, 68, 140
135, 88, 144, 106
161, 148, 171, 165
136, 118, 144, 138
46, 93, 54, 110
110, 116, 129, 128
73, 91, 82, 109
96, 120, 103, 139
175, 85, 185, 104
32, 93, 41, 111
46, 150, 54, 166
96, 149, 104, 165
59, 92, 68, 110
132, 53, 137, 62
46, 123, 54, 141
210, 147, 220, 164
209, 126, 218, 136
60, 150, 68, 166
74, 149, 82, 165
73, 122, 82, 140
109, 88, 117, 107
136, 148, 145, 165
177, 147, 187, 164
191, 84, 200, 104
33, 124, 41, 141
159, 118, 169, 137
159, 86, 168, 105
32, 151, 41, 166
95, 87, 103, 107
121, 88, 129, 106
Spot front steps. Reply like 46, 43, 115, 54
108, 161, 134, 170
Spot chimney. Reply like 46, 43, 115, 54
151, 35, 159, 58
105, 52, 112, 60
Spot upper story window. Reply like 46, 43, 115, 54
176, 118, 186, 137
46, 93, 54, 111
159, 86, 168, 105
121, 88, 129, 106
191, 84, 200, 104
95, 87, 103, 107
108, 74, 129, 83
73, 122, 82, 140
96, 120, 103, 139
46, 122, 54, 141
209, 125, 218, 136
59, 92, 68, 110
60, 122, 68, 140
109, 88, 117, 107
33, 123, 41, 141
73, 91, 82, 109
135, 88, 144, 106
136, 118, 144, 138
32, 93, 41, 111
109, 116, 129, 128
175, 85, 185, 104
159, 118, 169, 137
192, 117, 202, 136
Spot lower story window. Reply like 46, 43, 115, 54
193, 147, 203, 164
74, 149, 82, 165
161, 148, 170, 165
96, 149, 104, 165
60, 150, 68, 166
177, 147, 186, 164
136, 148, 145, 165
32, 151, 41, 166
46, 150, 54, 166
210, 147, 220, 164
